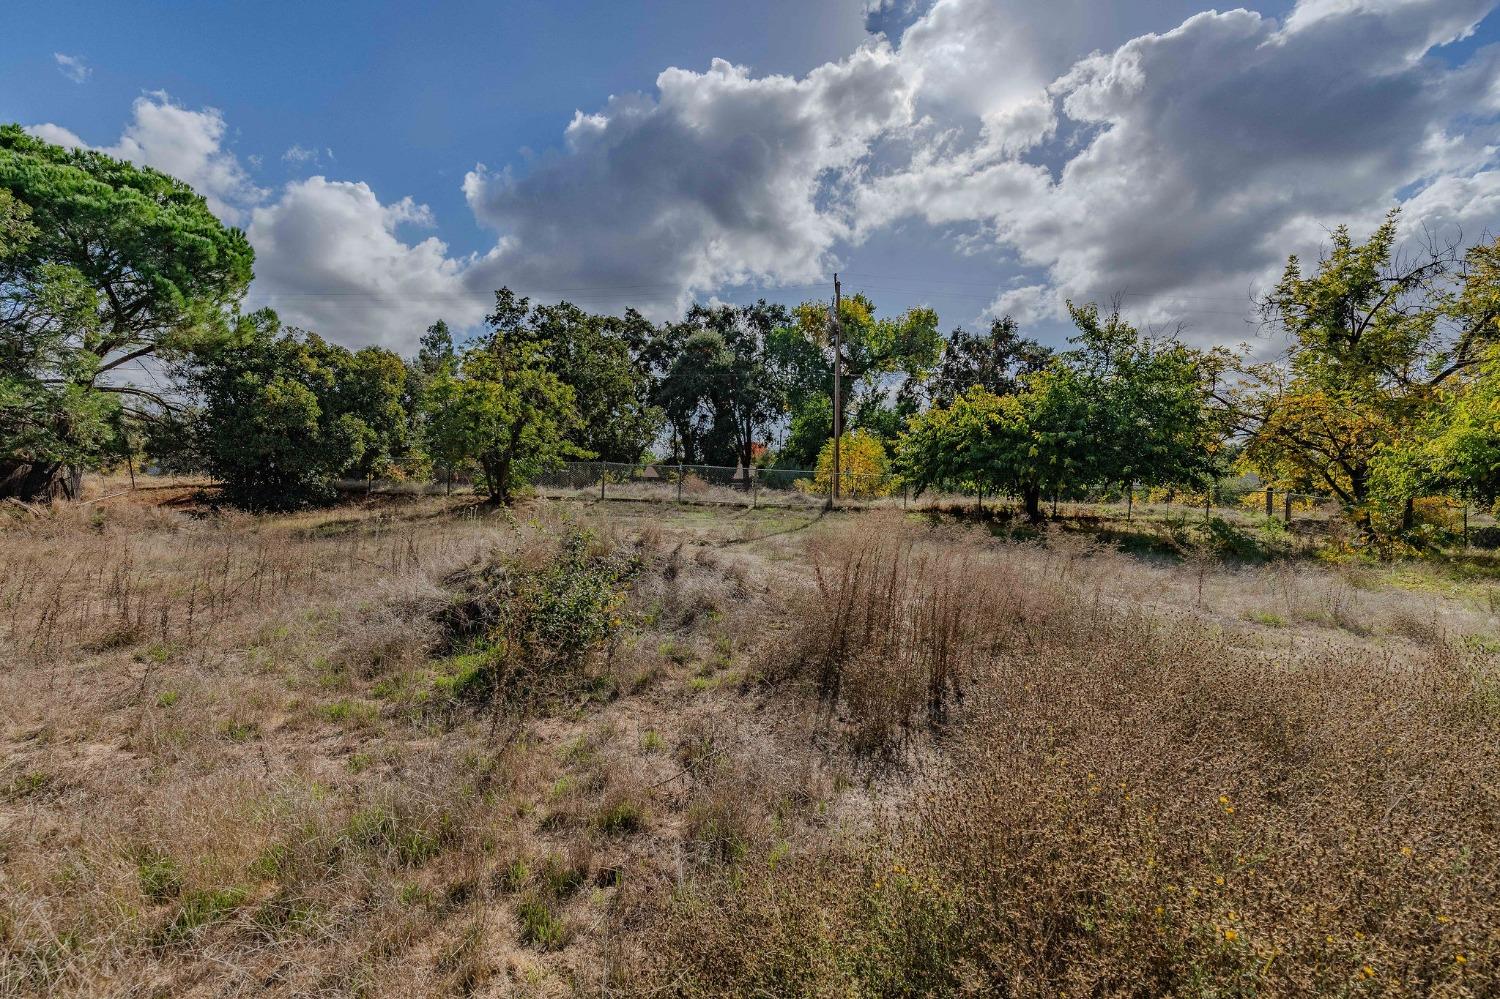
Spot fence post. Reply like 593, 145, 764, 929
677, 466, 683, 504
751, 468, 758, 509
1463, 502, 1469, 547
904, 482, 908, 509
1283, 492, 1292, 523
600, 464, 606, 501
1265, 487, 1273, 517
1126, 485, 1133, 522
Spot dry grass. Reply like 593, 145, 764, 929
3, 497, 1497, 997
615, 514, 1500, 998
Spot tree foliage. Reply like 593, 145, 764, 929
899, 303, 1218, 520
186, 311, 411, 510
423, 291, 584, 504
0, 125, 254, 497
1230, 213, 1499, 522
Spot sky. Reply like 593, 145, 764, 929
5, 0, 1500, 354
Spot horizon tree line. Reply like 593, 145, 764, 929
6, 124, 1500, 539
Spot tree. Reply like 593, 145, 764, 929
926, 315, 1051, 407
897, 303, 1218, 521
0, 125, 254, 499
806, 429, 896, 499
424, 292, 584, 503
187, 312, 382, 510
336, 345, 415, 483
783, 294, 942, 465
1228, 212, 1498, 526
897, 385, 1050, 519
654, 301, 789, 470
529, 300, 660, 462
1372, 343, 1500, 515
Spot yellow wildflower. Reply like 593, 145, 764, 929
1224, 929, 1238, 941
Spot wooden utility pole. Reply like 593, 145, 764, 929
831, 273, 842, 505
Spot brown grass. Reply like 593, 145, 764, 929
3, 498, 1496, 997
615, 514, 1500, 997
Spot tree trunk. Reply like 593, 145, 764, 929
0, 460, 82, 502
1022, 482, 1043, 523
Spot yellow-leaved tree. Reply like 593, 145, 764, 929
800, 429, 897, 498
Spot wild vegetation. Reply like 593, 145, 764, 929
1, 487, 1496, 996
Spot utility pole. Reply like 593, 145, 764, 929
831, 273, 842, 506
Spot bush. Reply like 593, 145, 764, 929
433, 521, 641, 711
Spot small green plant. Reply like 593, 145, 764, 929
538, 851, 589, 898
155, 690, 180, 708
595, 799, 646, 835
497, 857, 531, 893
318, 699, 377, 725
155, 887, 248, 945
136, 852, 184, 901
4, 771, 53, 801
640, 729, 665, 752
219, 719, 260, 742
1247, 610, 1286, 627
515, 894, 569, 951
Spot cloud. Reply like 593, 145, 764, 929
29, 93, 266, 223
246, 177, 484, 349
463, 43, 916, 318
851, 0, 1500, 339
53, 53, 91, 84
282, 144, 335, 167
25, 0, 1500, 352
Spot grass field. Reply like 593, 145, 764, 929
1, 487, 1497, 997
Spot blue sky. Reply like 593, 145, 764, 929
6, 1, 1500, 352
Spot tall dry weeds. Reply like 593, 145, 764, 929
618, 515, 1500, 997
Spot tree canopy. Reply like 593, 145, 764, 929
0, 125, 254, 498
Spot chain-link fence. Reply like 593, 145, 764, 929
336, 463, 1352, 525
523, 462, 1343, 524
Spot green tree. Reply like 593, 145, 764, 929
898, 303, 1217, 521
337, 345, 415, 483
188, 312, 377, 510
424, 292, 584, 503
0, 125, 254, 499
782, 294, 942, 465
926, 315, 1051, 407
529, 300, 660, 462
897, 385, 1051, 518
655, 301, 789, 470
